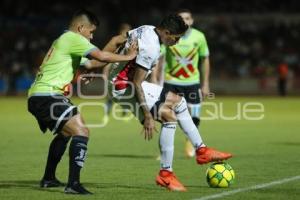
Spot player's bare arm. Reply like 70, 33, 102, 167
150, 64, 159, 84
150, 56, 164, 85
133, 66, 157, 140
85, 41, 138, 69
82, 34, 129, 71
102, 34, 127, 53
81, 36, 135, 84
200, 56, 210, 98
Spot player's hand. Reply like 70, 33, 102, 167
201, 84, 210, 100
80, 69, 97, 85
126, 40, 138, 60
142, 114, 157, 141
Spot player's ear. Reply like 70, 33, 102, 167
78, 24, 84, 33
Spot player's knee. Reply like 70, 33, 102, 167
71, 114, 90, 137
165, 92, 182, 107
78, 127, 90, 137
160, 107, 177, 123
84, 127, 90, 137
192, 117, 200, 127
66, 121, 90, 137
72, 130, 89, 137
176, 95, 185, 104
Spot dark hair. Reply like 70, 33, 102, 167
71, 9, 100, 26
159, 13, 188, 35
176, 9, 192, 16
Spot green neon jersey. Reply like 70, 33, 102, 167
28, 31, 97, 96
162, 28, 209, 85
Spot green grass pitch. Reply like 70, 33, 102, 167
0, 96, 300, 200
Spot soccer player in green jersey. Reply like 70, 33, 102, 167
154, 9, 211, 158
27, 10, 137, 194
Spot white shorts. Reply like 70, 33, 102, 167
110, 81, 163, 122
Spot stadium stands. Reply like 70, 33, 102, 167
0, 0, 299, 94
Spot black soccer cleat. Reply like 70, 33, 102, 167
40, 178, 65, 188
64, 182, 93, 195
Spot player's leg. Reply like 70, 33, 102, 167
40, 134, 70, 188
104, 97, 113, 116
184, 138, 195, 157
31, 95, 91, 194
158, 103, 177, 172
169, 92, 232, 164
61, 114, 92, 195
184, 84, 202, 157
155, 83, 178, 161
28, 96, 74, 188
184, 103, 201, 157
155, 100, 186, 192
112, 81, 186, 191
168, 92, 204, 149
101, 97, 113, 124
188, 103, 201, 126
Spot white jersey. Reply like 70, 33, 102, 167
109, 25, 161, 92
108, 25, 163, 122
126, 25, 161, 71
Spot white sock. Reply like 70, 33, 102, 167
159, 122, 176, 172
175, 97, 205, 149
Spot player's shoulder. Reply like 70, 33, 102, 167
191, 28, 206, 38
141, 25, 156, 32
143, 26, 159, 41
59, 31, 88, 43
131, 25, 157, 39
132, 26, 161, 67
136, 26, 160, 49
59, 31, 76, 39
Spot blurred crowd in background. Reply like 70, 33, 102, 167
0, 0, 299, 95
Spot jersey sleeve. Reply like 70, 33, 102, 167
79, 57, 89, 66
198, 34, 210, 57
69, 33, 98, 57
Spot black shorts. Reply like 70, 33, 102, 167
160, 83, 201, 104
27, 95, 78, 134
149, 83, 201, 123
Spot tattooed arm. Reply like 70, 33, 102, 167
132, 65, 156, 140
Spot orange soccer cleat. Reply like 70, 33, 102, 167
156, 170, 187, 192
196, 146, 232, 165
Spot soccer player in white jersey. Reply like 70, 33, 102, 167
108, 14, 232, 191
153, 9, 211, 158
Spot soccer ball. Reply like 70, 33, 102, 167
206, 162, 235, 188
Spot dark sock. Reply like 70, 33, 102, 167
43, 134, 70, 180
68, 136, 88, 185
192, 117, 200, 127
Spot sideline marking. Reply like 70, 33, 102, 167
193, 175, 300, 200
